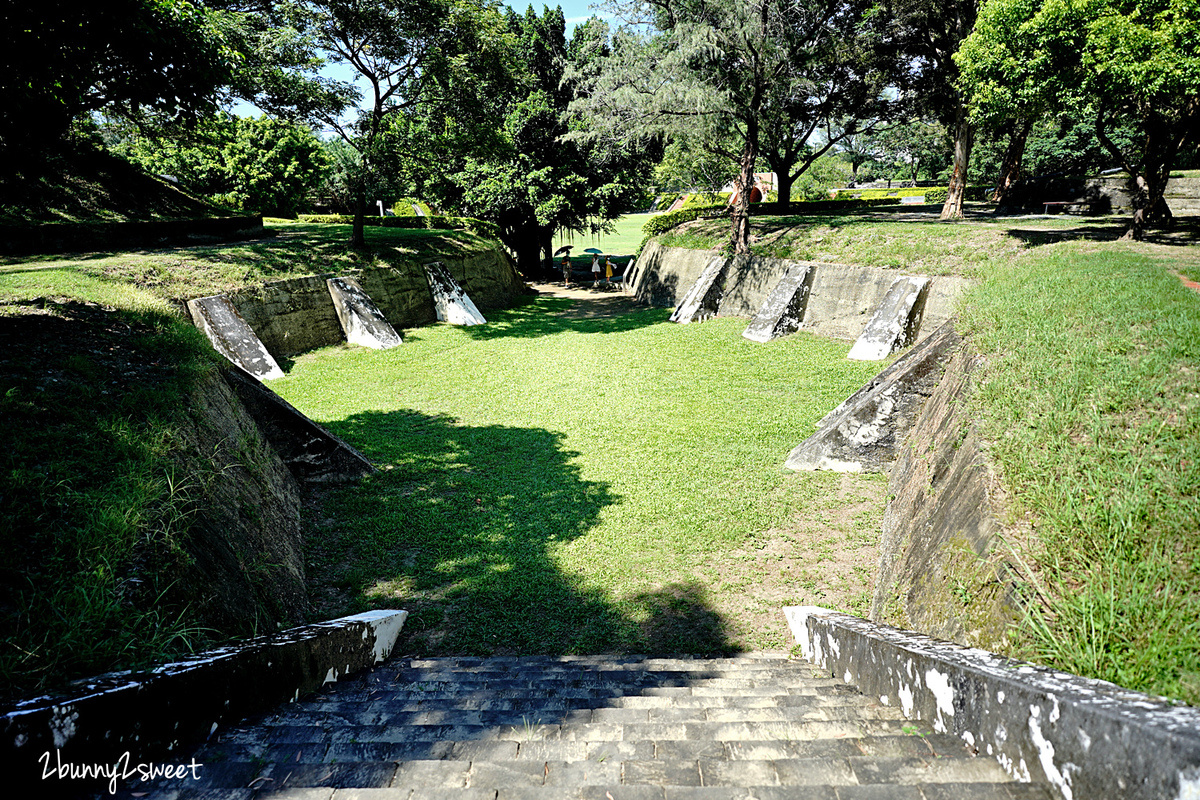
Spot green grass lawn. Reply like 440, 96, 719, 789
553, 213, 656, 260
272, 299, 887, 655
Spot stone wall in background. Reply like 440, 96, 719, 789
229, 243, 524, 356
631, 242, 971, 346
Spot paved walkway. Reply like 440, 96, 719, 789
121, 653, 1052, 799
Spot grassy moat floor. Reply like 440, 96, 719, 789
273, 286, 889, 657
2, 211, 1198, 705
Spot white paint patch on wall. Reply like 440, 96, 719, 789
1029, 705, 1074, 800
925, 668, 955, 733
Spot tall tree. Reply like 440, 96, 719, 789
573, 0, 898, 253
454, 9, 655, 276
0, 0, 237, 161
882, 0, 980, 218
112, 114, 329, 216
291, 0, 507, 246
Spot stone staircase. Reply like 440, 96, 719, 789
126, 653, 1053, 799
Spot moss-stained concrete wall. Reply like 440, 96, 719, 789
169, 366, 308, 634
229, 242, 524, 356
870, 337, 1017, 651
632, 241, 971, 345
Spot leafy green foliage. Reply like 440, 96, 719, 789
957, 0, 1200, 234
0, 0, 238, 161
113, 115, 329, 216
453, 8, 656, 276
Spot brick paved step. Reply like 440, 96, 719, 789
118, 653, 1053, 799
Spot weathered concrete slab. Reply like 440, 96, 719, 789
871, 341, 1016, 650
223, 364, 376, 484
669, 255, 729, 324
1, 610, 408, 795
785, 320, 961, 473
187, 294, 285, 379
847, 276, 930, 361
327, 276, 403, 349
424, 260, 486, 325
742, 262, 815, 342
786, 606, 1200, 800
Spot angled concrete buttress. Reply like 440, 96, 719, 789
742, 261, 816, 342
669, 254, 729, 324
423, 260, 486, 325
326, 276, 403, 349
1, 610, 408, 794
785, 320, 961, 473
187, 294, 285, 379
846, 276, 930, 361
223, 364, 375, 483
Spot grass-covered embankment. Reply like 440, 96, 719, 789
0, 292, 221, 699
962, 244, 1200, 704
1, 222, 502, 302
272, 300, 888, 656
0, 223, 499, 699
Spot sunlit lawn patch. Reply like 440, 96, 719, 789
273, 299, 886, 655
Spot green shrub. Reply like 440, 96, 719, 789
642, 204, 729, 237
294, 213, 499, 239
829, 187, 931, 200
924, 187, 949, 204
682, 192, 730, 209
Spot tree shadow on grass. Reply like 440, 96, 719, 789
315, 408, 737, 657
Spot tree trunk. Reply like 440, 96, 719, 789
776, 171, 794, 212
940, 108, 973, 220
991, 118, 1032, 205
351, 191, 367, 247
730, 133, 758, 255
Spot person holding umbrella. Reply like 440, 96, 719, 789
554, 245, 573, 286
586, 248, 603, 287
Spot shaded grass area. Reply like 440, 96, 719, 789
0, 223, 498, 303
273, 299, 885, 655
0, 144, 221, 225
961, 242, 1200, 704
0, 298, 221, 699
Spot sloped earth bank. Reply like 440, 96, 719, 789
294, 282, 887, 656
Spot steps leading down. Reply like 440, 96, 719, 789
126, 653, 1053, 799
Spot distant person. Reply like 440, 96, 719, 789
605, 256, 614, 282
561, 254, 572, 286
591, 254, 601, 286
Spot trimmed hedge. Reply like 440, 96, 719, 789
829, 187, 930, 200
641, 203, 729, 237
924, 187, 949, 204
640, 197, 910, 239
296, 213, 500, 239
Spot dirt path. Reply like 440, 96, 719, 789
527, 281, 647, 319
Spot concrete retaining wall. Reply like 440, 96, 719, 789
227, 244, 524, 356
1, 611, 408, 794
631, 241, 971, 345
870, 338, 1017, 652
786, 606, 1200, 800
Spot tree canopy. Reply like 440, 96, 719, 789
957, 0, 1200, 236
